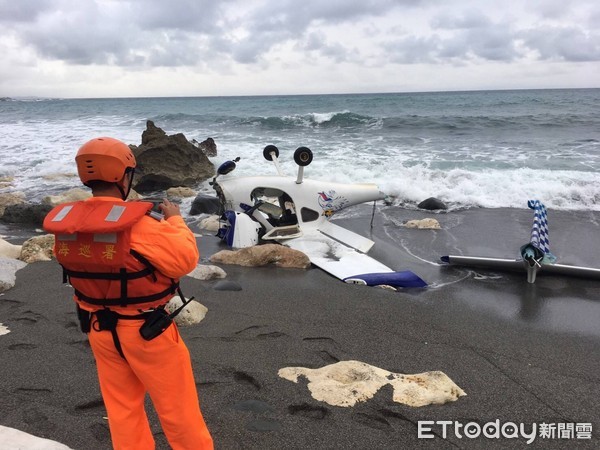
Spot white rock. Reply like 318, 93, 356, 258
0, 238, 22, 259
187, 264, 227, 280
165, 295, 208, 326
0, 323, 10, 336
403, 218, 441, 229
0, 257, 27, 292
279, 360, 465, 408
199, 215, 220, 232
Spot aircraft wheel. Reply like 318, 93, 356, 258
294, 146, 313, 166
263, 145, 279, 161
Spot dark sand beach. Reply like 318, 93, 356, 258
0, 207, 599, 449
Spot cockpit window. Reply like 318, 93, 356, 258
300, 208, 319, 222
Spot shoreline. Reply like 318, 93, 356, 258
1, 207, 599, 448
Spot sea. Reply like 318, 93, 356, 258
1, 88, 599, 212
2, 89, 600, 334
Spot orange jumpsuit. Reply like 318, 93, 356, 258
46, 197, 213, 450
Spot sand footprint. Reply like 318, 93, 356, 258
302, 336, 343, 363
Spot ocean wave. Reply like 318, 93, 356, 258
239, 111, 377, 129
148, 111, 599, 135
149, 111, 379, 130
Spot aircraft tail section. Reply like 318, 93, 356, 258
524, 200, 556, 265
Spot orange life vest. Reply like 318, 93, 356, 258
43, 200, 179, 313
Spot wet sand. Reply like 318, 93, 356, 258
0, 207, 599, 449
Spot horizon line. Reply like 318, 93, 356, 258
3, 86, 599, 101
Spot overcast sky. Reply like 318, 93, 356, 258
1, 0, 599, 98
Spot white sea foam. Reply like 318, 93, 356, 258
3, 130, 599, 212
209, 144, 600, 211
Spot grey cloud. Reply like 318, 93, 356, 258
464, 26, 520, 61
420, 9, 520, 62
7, 0, 227, 67
22, 9, 134, 65
245, 0, 411, 30
431, 10, 491, 30
524, 0, 570, 20
221, 0, 409, 64
299, 31, 350, 63
520, 26, 600, 62
383, 22, 520, 64
127, 0, 226, 32
4, 0, 600, 71
0, 0, 54, 23
0, 0, 450, 69
384, 35, 441, 64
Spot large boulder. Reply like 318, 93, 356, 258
131, 121, 215, 192
19, 234, 55, 263
190, 194, 221, 215
418, 197, 447, 210
210, 244, 311, 269
0, 192, 26, 217
0, 203, 53, 226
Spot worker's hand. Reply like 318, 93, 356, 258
159, 198, 181, 219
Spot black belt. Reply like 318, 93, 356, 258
90, 308, 163, 360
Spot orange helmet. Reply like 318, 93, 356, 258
75, 137, 136, 185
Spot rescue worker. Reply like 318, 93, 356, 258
43, 137, 213, 450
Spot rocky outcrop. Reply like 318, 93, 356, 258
191, 137, 217, 157
210, 244, 311, 269
190, 194, 221, 216
0, 192, 26, 217
418, 197, 447, 210
131, 121, 215, 192
0, 203, 53, 226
